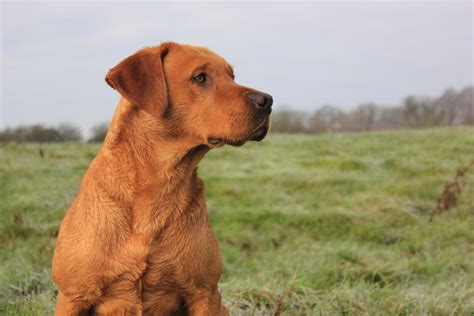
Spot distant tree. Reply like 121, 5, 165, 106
432, 86, 474, 125
402, 96, 436, 128
376, 106, 404, 130
344, 103, 378, 131
0, 123, 83, 142
0, 128, 13, 142
308, 105, 343, 133
30, 125, 63, 142
359, 103, 377, 131
308, 112, 329, 133
270, 108, 308, 133
88, 123, 109, 143
58, 123, 83, 141
434, 88, 457, 125
461, 86, 474, 125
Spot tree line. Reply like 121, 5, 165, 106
0, 86, 472, 142
0, 123, 108, 143
272, 86, 473, 133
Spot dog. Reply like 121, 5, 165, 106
51, 42, 273, 315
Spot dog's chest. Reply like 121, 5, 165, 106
137, 217, 223, 300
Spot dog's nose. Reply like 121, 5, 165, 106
248, 91, 273, 115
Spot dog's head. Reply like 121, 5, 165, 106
105, 42, 272, 147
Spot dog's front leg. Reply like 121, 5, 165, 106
187, 290, 229, 316
55, 291, 92, 316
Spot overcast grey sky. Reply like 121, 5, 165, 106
1, 1, 472, 134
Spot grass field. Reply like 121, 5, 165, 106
1, 127, 473, 315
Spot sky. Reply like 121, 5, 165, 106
1, 1, 472, 135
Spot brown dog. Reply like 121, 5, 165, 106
51, 42, 272, 315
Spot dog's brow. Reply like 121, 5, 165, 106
192, 62, 211, 74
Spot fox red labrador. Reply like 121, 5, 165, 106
52, 42, 273, 315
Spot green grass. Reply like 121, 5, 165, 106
1, 127, 474, 315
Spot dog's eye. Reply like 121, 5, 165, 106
193, 73, 207, 84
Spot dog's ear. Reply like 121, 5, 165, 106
105, 44, 171, 118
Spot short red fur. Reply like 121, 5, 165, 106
52, 42, 271, 315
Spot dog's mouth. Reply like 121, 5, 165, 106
207, 118, 270, 148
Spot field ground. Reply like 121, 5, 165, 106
1, 127, 474, 315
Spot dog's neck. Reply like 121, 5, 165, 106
102, 98, 209, 198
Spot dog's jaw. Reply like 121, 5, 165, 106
206, 117, 270, 148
